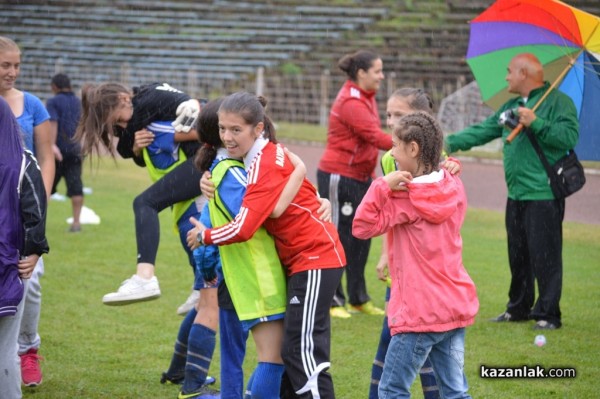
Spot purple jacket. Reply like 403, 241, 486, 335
0, 97, 25, 317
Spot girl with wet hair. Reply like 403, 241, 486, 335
193, 96, 299, 399
76, 82, 207, 311
393, 112, 444, 176
188, 91, 345, 399
318, 49, 392, 319
337, 49, 381, 82
369, 89, 450, 399
353, 112, 478, 399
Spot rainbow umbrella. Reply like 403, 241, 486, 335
466, 0, 600, 160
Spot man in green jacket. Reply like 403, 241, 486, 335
445, 53, 579, 330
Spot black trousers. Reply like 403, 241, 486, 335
133, 157, 202, 265
282, 267, 344, 399
317, 170, 371, 307
505, 198, 564, 326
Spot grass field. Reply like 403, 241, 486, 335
26, 158, 600, 399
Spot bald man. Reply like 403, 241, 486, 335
444, 53, 579, 330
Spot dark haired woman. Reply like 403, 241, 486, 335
76, 82, 203, 309
317, 49, 392, 318
188, 92, 345, 398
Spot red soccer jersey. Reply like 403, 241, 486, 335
204, 140, 346, 275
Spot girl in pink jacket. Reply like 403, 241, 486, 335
353, 112, 478, 399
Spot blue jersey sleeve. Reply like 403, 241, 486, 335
219, 165, 247, 217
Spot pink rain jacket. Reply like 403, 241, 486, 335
352, 168, 478, 334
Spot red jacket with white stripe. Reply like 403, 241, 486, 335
318, 80, 392, 182
204, 138, 346, 276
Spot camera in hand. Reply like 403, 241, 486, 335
498, 108, 519, 129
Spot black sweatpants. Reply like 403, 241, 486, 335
505, 198, 565, 326
133, 157, 202, 265
317, 169, 371, 307
282, 267, 344, 399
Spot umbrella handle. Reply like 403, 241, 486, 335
505, 123, 523, 143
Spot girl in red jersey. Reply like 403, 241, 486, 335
187, 91, 346, 399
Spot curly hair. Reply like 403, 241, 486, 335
393, 112, 443, 176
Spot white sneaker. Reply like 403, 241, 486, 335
102, 275, 161, 305
177, 290, 200, 315
50, 192, 67, 201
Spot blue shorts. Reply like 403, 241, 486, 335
240, 312, 285, 333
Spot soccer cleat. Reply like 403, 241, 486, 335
489, 311, 528, 322
161, 372, 185, 385
178, 385, 220, 399
102, 275, 161, 305
20, 348, 43, 387
161, 372, 216, 386
177, 290, 200, 316
204, 376, 216, 386
533, 320, 559, 330
347, 301, 385, 316
330, 306, 352, 319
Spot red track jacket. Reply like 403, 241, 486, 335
318, 80, 392, 182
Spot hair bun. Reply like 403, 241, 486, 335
257, 95, 268, 108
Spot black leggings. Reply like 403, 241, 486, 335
133, 157, 202, 265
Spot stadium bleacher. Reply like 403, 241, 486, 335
2, 0, 599, 123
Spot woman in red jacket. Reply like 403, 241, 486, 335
317, 49, 392, 318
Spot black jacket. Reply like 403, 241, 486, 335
115, 82, 201, 167
20, 150, 49, 257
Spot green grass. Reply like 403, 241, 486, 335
274, 124, 600, 170
28, 158, 600, 398
276, 122, 329, 144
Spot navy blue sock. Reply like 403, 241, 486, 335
369, 316, 391, 399
244, 370, 256, 399
166, 308, 197, 378
419, 357, 440, 399
249, 362, 284, 399
182, 323, 216, 393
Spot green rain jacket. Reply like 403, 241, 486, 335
445, 82, 579, 200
